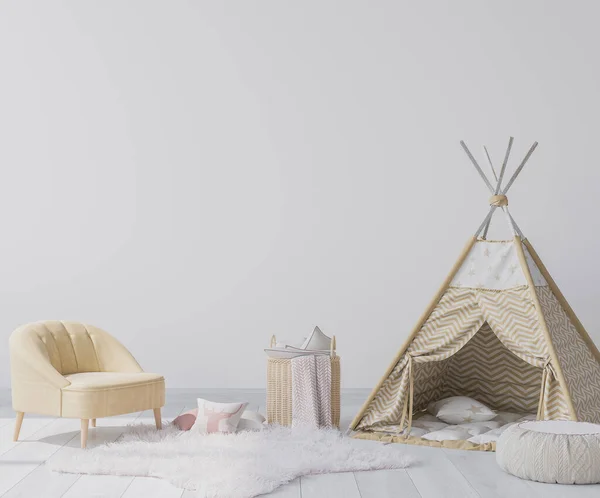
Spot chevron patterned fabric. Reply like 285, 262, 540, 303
356, 285, 573, 433
444, 323, 542, 413
291, 355, 333, 429
412, 358, 452, 413
537, 287, 600, 423
542, 368, 571, 421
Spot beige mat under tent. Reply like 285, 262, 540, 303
350, 138, 600, 451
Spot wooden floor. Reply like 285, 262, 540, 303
0, 389, 598, 497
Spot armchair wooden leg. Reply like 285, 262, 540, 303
81, 419, 89, 449
13, 412, 24, 442
153, 408, 162, 430
91, 419, 96, 427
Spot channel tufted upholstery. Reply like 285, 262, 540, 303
10, 321, 165, 447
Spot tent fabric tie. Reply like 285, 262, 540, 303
397, 355, 414, 437
537, 359, 553, 420
489, 195, 508, 207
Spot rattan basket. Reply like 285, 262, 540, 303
266, 335, 340, 427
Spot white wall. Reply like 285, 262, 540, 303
1, 1, 599, 389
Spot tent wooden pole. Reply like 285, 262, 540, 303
349, 236, 478, 431
475, 207, 496, 238
501, 207, 518, 237
495, 137, 514, 195
481, 146, 498, 239
502, 141, 538, 194
494, 138, 520, 235
483, 146, 498, 182
503, 206, 522, 238
523, 239, 600, 363
514, 237, 577, 421
460, 141, 494, 192
506, 209, 524, 238
481, 212, 495, 240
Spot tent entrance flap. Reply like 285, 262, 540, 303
411, 322, 543, 415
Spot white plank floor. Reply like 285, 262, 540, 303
0, 388, 598, 497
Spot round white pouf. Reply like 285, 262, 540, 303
497, 420, 600, 484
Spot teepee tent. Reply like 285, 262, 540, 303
350, 138, 600, 450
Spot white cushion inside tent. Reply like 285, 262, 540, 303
407, 412, 536, 444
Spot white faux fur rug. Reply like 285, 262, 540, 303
49, 424, 414, 498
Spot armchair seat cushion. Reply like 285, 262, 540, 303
63, 372, 164, 390
61, 372, 165, 419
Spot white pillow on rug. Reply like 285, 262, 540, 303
427, 396, 496, 424
192, 398, 248, 434
237, 411, 267, 431
174, 407, 264, 432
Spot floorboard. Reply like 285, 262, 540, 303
2, 454, 80, 498
354, 469, 421, 498
402, 445, 479, 498
442, 448, 537, 497
0, 418, 79, 495
300, 473, 361, 498
121, 477, 184, 498
61, 475, 133, 498
0, 417, 54, 457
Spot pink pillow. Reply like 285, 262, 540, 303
173, 408, 198, 431
193, 399, 247, 433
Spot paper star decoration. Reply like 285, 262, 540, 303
483, 248, 491, 257
463, 416, 473, 423
469, 405, 484, 414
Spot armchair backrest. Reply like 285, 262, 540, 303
10, 321, 143, 375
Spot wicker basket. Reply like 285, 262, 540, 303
266, 335, 340, 427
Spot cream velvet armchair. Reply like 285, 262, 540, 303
10, 321, 165, 448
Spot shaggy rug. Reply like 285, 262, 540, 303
49, 424, 415, 497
